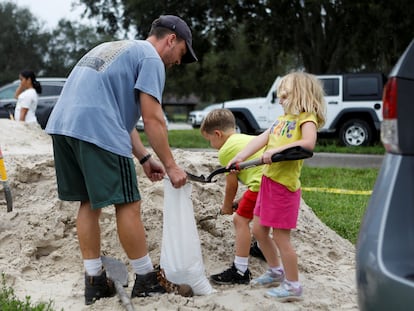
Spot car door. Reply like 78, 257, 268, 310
0, 82, 18, 119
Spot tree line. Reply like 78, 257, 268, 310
1, 0, 413, 104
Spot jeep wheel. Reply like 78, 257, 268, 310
339, 119, 372, 146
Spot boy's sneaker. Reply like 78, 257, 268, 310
249, 241, 266, 261
210, 263, 251, 285
131, 267, 193, 298
84, 269, 116, 305
250, 269, 285, 287
265, 281, 303, 302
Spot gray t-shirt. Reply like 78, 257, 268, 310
46, 40, 165, 157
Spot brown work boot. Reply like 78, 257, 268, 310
131, 267, 193, 298
157, 268, 194, 297
84, 269, 116, 305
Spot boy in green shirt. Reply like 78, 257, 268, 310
200, 108, 270, 284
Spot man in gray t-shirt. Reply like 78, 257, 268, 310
46, 15, 197, 305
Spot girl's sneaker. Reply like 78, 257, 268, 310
250, 269, 284, 287
265, 281, 303, 302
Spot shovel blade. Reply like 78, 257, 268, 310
186, 171, 211, 183
101, 256, 128, 287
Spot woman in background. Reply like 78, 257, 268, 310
14, 70, 42, 124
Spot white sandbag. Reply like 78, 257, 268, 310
160, 179, 214, 295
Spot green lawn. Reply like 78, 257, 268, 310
301, 166, 378, 244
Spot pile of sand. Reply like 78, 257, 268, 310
0, 119, 357, 310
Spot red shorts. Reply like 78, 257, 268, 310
236, 189, 259, 219
254, 176, 301, 229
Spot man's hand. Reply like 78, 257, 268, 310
142, 158, 165, 182
166, 165, 187, 188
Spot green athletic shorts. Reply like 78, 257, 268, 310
51, 135, 141, 209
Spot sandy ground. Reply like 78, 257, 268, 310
0, 119, 358, 310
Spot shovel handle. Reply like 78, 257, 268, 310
188, 146, 313, 183
114, 280, 136, 311
231, 146, 313, 170
231, 158, 263, 171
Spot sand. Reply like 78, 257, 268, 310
0, 119, 358, 310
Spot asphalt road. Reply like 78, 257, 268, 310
305, 152, 384, 169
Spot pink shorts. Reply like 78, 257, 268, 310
254, 176, 301, 229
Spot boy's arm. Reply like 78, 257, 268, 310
221, 173, 239, 215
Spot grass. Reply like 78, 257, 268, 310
316, 137, 385, 154
139, 128, 211, 149
0, 274, 57, 311
301, 166, 378, 244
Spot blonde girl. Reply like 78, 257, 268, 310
227, 71, 326, 301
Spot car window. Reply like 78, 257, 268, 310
320, 78, 339, 96
0, 84, 17, 100
41, 84, 64, 96
346, 77, 380, 97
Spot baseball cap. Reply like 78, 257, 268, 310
152, 15, 198, 63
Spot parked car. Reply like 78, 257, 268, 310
136, 113, 169, 131
356, 39, 414, 310
187, 103, 223, 128
0, 77, 66, 128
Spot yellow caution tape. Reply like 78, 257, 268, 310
302, 187, 372, 195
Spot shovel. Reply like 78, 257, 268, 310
101, 256, 136, 311
187, 145, 313, 183
0, 147, 12, 212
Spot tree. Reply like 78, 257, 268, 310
43, 20, 115, 77
250, 0, 414, 74
75, 0, 414, 98
0, 2, 49, 84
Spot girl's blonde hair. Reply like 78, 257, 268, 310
277, 71, 326, 129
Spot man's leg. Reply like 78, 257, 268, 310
77, 201, 101, 259
115, 201, 148, 259
77, 201, 116, 305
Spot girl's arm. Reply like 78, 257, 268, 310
262, 121, 317, 164
227, 129, 269, 167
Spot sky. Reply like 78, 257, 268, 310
10, 0, 88, 29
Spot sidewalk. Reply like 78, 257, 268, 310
305, 152, 384, 169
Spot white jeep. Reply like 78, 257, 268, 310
223, 73, 386, 146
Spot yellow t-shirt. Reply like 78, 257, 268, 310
218, 134, 264, 192
263, 112, 318, 191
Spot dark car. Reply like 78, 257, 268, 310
356, 39, 414, 310
0, 77, 66, 128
